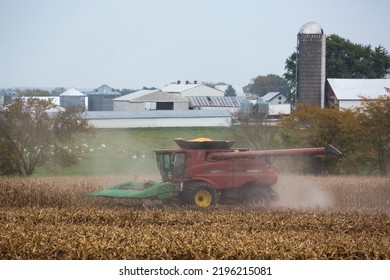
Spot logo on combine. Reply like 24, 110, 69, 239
246, 169, 263, 173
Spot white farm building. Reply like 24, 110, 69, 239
162, 82, 224, 98
260, 92, 287, 105
326, 78, 390, 109
113, 89, 189, 111
83, 110, 232, 128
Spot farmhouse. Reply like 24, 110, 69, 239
260, 92, 287, 105
326, 78, 390, 109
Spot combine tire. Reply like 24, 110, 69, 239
189, 185, 217, 208
244, 185, 277, 208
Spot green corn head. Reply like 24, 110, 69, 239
88, 180, 173, 200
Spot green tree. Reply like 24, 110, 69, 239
356, 95, 390, 175
224, 85, 237, 97
283, 52, 297, 102
326, 35, 390, 78
284, 34, 390, 98
245, 74, 290, 97
281, 104, 361, 174
0, 98, 94, 176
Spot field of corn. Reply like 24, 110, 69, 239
1, 174, 390, 260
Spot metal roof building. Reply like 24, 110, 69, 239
326, 78, 390, 108
87, 84, 121, 111
113, 89, 189, 111
83, 110, 232, 128
59, 88, 87, 109
162, 82, 224, 98
188, 96, 246, 112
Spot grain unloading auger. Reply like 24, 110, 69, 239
88, 138, 342, 207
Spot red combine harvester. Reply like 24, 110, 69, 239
89, 138, 342, 208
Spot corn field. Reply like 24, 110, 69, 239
1, 175, 390, 260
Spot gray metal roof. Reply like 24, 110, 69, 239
83, 109, 231, 119
114, 89, 157, 101
88, 84, 121, 95
188, 96, 246, 107
114, 89, 187, 102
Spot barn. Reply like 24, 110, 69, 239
326, 78, 390, 109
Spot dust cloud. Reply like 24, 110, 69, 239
272, 174, 335, 209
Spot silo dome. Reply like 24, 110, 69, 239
299, 22, 323, 34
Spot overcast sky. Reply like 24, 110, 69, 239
1, 0, 389, 90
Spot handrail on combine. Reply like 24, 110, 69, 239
207, 144, 342, 160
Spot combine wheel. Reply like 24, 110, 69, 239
189, 185, 217, 208
244, 185, 276, 208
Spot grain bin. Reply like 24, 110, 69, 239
59, 88, 87, 109
88, 84, 121, 111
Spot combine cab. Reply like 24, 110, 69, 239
89, 138, 341, 208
